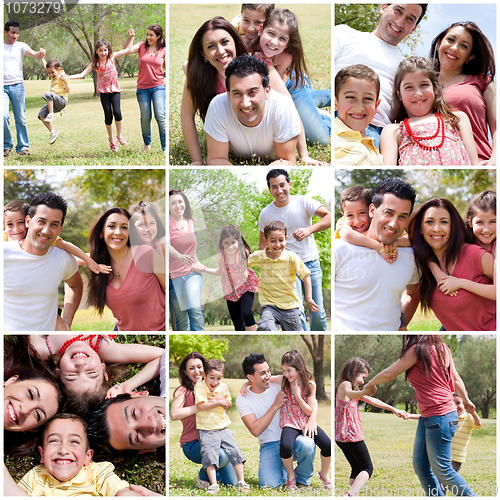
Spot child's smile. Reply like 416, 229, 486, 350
399, 70, 436, 118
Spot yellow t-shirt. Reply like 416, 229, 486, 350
451, 412, 481, 463
18, 461, 129, 496
335, 216, 350, 239
50, 70, 69, 101
194, 379, 231, 431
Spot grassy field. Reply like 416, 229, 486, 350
169, 377, 332, 496
407, 309, 441, 331
169, 4, 331, 165
71, 306, 118, 331
335, 412, 496, 497
4, 78, 166, 166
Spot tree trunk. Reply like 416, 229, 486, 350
301, 335, 328, 401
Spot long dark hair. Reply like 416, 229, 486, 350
465, 190, 497, 241
129, 200, 166, 245
169, 189, 193, 219
146, 24, 165, 50
281, 350, 312, 398
174, 352, 208, 395
219, 225, 253, 261
91, 39, 113, 69
399, 335, 448, 381
430, 22, 495, 80
407, 198, 471, 311
186, 17, 247, 122
88, 208, 131, 315
335, 357, 370, 397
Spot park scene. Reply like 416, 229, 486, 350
169, 333, 331, 495
335, 334, 496, 497
4, 3, 166, 166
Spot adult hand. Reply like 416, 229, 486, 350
128, 485, 162, 496
273, 390, 288, 410
39, 48, 46, 58
303, 418, 318, 438
394, 409, 409, 420
464, 400, 476, 414
363, 383, 376, 396
293, 227, 311, 242
191, 262, 206, 273
177, 253, 195, 267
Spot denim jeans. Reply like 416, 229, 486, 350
259, 436, 315, 488
295, 258, 327, 331
169, 272, 204, 331
4, 83, 29, 153
364, 124, 383, 152
182, 439, 238, 486
286, 75, 331, 146
413, 411, 475, 496
136, 85, 166, 151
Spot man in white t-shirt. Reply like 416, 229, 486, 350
236, 354, 316, 488
4, 21, 46, 157
259, 169, 331, 331
205, 54, 300, 165
4, 192, 83, 331
334, 178, 421, 331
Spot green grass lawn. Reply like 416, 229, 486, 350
4, 78, 166, 166
335, 412, 496, 496
169, 378, 332, 496
408, 309, 442, 331
169, 4, 331, 165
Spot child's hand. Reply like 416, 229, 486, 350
106, 382, 131, 399
394, 409, 409, 420
39, 48, 46, 58
437, 276, 461, 296
379, 243, 398, 263
191, 262, 206, 273
240, 381, 250, 396
306, 297, 319, 312
243, 269, 249, 280
59, 72, 69, 84
290, 380, 301, 398
98, 263, 113, 274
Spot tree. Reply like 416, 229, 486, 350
301, 335, 329, 401
4, 169, 54, 202
169, 335, 229, 367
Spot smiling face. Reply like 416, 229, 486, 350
146, 29, 159, 47
247, 362, 271, 393
264, 229, 287, 259
342, 200, 371, 234
102, 213, 129, 252
185, 357, 205, 385
471, 210, 496, 247
398, 70, 436, 118
222, 237, 239, 255
421, 206, 452, 256
259, 21, 289, 58
132, 213, 158, 245
374, 4, 423, 46
96, 45, 109, 60
39, 418, 93, 482
438, 26, 474, 73
282, 364, 299, 384
4, 210, 27, 241
368, 194, 412, 245
169, 194, 185, 220
453, 395, 465, 414
202, 29, 236, 76
354, 371, 368, 389
241, 8, 266, 42
24, 205, 63, 256
205, 369, 223, 392
4, 376, 59, 432
268, 174, 291, 207
46, 66, 61, 80
4, 26, 20, 44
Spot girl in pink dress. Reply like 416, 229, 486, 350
67, 30, 135, 152
380, 56, 478, 166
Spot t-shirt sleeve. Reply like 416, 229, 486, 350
247, 252, 258, 267
18, 468, 36, 494
273, 97, 301, 143
204, 96, 230, 143
334, 25, 348, 60
96, 462, 130, 496
222, 382, 231, 400
335, 216, 349, 239
194, 382, 208, 404
62, 250, 79, 281
235, 394, 254, 418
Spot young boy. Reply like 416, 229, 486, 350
231, 4, 275, 44
194, 359, 249, 494
245, 220, 319, 331
335, 64, 383, 165
5, 414, 142, 496
39, 58, 70, 144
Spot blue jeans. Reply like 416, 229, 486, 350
413, 411, 475, 496
182, 439, 238, 486
286, 75, 331, 146
169, 272, 204, 331
364, 124, 383, 152
259, 436, 315, 488
296, 259, 327, 331
136, 85, 166, 151
4, 83, 29, 153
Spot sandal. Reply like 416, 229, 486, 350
109, 139, 118, 152
286, 471, 297, 491
116, 135, 127, 145
317, 470, 331, 490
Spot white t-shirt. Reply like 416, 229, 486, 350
334, 239, 420, 331
4, 241, 78, 331
204, 89, 301, 160
4, 42, 29, 85
236, 382, 282, 446
334, 25, 403, 127
258, 196, 322, 262
160, 349, 166, 398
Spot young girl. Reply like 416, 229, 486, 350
202, 225, 258, 331
380, 56, 479, 166
336, 357, 406, 496
129, 200, 166, 260
67, 30, 135, 152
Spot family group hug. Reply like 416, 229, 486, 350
335, 4, 496, 166
336, 335, 482, 496
180, 4, 331, 165
334, 178, 496, 331
4, 192, 166, 331
4, 334, 166, 496
169, 168, 331, 331
4, 20, 166, 155
171, 350, 331, 493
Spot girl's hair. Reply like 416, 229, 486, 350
399, 335, 447, 380
390, 56, 460, 128
91, 39, 113, 69
407, 198, 471, 311
251, 8, 309, 90
129, 200, 166, 243
466, 190, 497, 237
219, 224, 253, 260
87, 207, 131, 315
335, 357, 370, 396
430, 22, 495, 80
175, 351, 208, 393
169, 189, 193, 219
187, 17, 247, 122
281, 350, 312, 398
146, 24, 165, 50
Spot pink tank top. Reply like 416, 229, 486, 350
97, 57, 121, 93
279, 384, 309, 430
335, 398, 364, 442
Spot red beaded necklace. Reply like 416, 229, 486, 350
403, 112, 445, 150
59, 334, 115, 357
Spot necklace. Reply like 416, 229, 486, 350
403, 112, 445, 150
59, 334, 115, 356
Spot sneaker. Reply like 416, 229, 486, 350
207, 484, 220, 494
50, 130, 60, 144
237, 481, 250, 492
19, 149, 30, 155
196, 477, 209, 489
4, 149, 11, 157
45, 112, 55, 122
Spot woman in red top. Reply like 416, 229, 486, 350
365, 335, 475, 496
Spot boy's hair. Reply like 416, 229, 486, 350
340, 186, 373, 214
206, 359, 225, 375
263, 220, 287, 238
45, 59, 61, 70
266, 168, 289, 187
4, 199, 29, 217
372, 178, 416, 214
40, 413, 90, 450
241, 4, 275, 17
453, 391, 462, 399
5, 21, 19, 31
466, 190, 496, 232
334, 64, 380, 100
225, 54, 269, 91
28, 192, 68, 226
242, 353, 266, 378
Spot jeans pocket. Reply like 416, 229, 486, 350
450, 421, 458, 426
427, 423, 440, 430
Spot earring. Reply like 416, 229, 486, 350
204, 58, 208, 62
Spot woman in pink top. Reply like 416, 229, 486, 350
430, 22, 496, 165
87, 207, 166, 331
365, 335, 475, 496
129, 25, 166, 152
408, 198, 496, 331
170, 352, 237, 486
